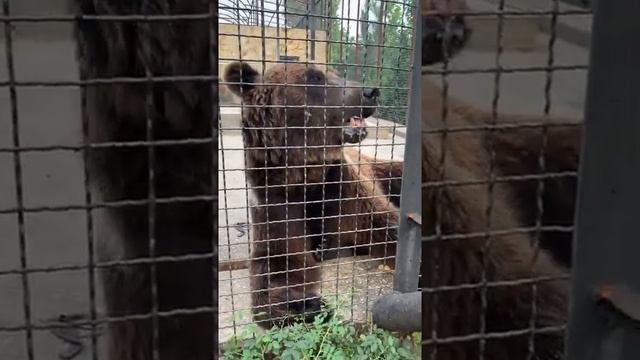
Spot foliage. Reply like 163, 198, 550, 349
326, 0, 415, 124
220, 301, 421, 359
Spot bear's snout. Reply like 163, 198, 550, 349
360, 87, 380, 118
363, 87, 380, 100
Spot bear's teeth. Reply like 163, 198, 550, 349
350, 116, 365, 128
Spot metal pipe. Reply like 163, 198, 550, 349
372, 291, 421, 331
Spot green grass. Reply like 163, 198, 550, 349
220, 299, 421, 360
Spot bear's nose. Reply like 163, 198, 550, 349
363, 87, 380, 99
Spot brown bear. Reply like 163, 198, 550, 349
70, 1, 216, 359
422, 123, 570, 359
421, 10, 582, 358
421, 4, 581, 269
223, 61, 404, 328
422, 75, 581, 269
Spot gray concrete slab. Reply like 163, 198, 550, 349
425, 33, 589, 120
465, 0, 594, 50
0, 32, 95, 360
1, 5, 98, 358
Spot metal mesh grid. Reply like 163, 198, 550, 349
422, 0, 589, 358
217, 0, 414, 344
1, 1, 218, 359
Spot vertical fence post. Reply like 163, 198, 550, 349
392, 0, 421, 294
567, 1, 640, 359
370, 1, 421, 331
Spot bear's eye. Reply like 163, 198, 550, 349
306, 71, 324, 84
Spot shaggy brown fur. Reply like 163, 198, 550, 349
344, 147, 404, 208
70, 1, 215, 359
224, 62, 403, 328
422, 129, 568, 359
421, 65, 581, 359
422, 77, 582, 267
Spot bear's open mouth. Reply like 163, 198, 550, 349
343, 115, 369, 144
349, 115, 366, 130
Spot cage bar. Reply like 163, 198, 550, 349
566, 1, 640, 359
391, 0, 421, 294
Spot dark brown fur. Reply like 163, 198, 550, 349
422, 78, 582, 267
224, 62, 403, 328
70, 1, 215, 359
421, 75, 580, 358
421, 3, 582, 267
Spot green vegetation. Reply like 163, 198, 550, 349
326, 0, 415, 124
220, 302, 421, 359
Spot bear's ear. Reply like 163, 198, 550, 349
224, 62, 260, 98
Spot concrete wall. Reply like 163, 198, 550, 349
9, 0, 69, 14
219, 24, 327, 64
1, 0, 73, 40
219, 24, 327, 104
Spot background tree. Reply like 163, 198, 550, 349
327, 0, 414, 124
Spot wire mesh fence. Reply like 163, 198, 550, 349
422, 0, 590, 358
0, 0, 605, 357
217, 0, 414, 345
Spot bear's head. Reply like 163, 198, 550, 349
423, 0, 472, 66
223, 62, 380, 165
